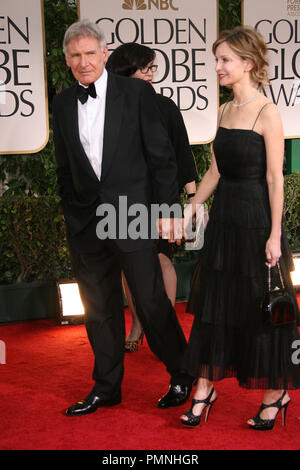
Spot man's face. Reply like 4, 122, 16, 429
65, 35, 108, 86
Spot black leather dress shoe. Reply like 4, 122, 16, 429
157, 384, 192, 409
66, 391, 121, 417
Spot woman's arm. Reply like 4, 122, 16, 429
261, 104, 285, 267
187, 103, 229, 215
188, 152, 220, 216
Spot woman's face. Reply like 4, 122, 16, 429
131, 61, 156, 84
215, 41, 252, 88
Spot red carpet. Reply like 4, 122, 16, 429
0, 301, 299, 451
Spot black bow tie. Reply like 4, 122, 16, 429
76, 82, 97, 104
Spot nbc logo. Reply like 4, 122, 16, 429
122, 0, 146, 9
122, 0, 178, 10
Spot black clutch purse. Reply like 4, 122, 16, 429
261, 262, 296, 327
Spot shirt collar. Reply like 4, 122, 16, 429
94, 69, 108, 98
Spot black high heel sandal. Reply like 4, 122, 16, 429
181, 387, 217, 428
248, 391, 290, 431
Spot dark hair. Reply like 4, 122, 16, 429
106, 43, 155, 76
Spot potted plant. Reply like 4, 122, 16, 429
0, 191, 72, 324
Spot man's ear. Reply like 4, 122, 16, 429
103, 45, 109, 64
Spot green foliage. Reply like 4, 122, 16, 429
0, 129, 58, 197
0, 196, 72, 284
44, 0, 77, 101
218, 0, 241, 103
219, 0, 241, 30
284, 172, 300, 249
191, 144, 213, 210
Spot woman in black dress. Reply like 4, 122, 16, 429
180, 26, 300, 431
106, 43, 197, 352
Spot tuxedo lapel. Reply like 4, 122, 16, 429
101, 73, 124, 182
64, 86, 100, 184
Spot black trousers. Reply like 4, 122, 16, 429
70, 238, 190, 398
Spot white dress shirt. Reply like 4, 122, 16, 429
77, 69, 108, 180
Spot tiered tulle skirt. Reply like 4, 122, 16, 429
184, 177, 300, 389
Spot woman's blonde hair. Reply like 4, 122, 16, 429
212, 26, 269, 89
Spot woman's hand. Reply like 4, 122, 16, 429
265, 236, 281, 267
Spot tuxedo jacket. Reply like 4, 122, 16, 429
52, 72, 180, 252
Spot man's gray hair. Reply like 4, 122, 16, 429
63, 19, 107, 55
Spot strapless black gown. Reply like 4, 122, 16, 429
184, 127, 300, 389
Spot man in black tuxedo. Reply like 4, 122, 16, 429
53, 19, 193, 417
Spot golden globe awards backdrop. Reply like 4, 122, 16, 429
78, 0, 219, 144
0, 0, 48, 154
243, 0, 300, 138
